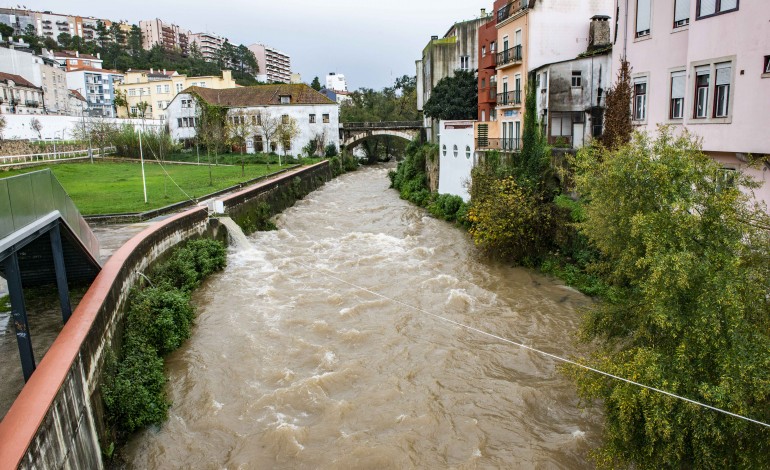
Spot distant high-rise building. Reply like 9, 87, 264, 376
325, 72, 348, 92
0, 7, 112, 43
248, 44, 291, 83
189, 32, 224, 62
139, 18, 191, 55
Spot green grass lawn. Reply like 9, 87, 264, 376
1, 160, 306, 215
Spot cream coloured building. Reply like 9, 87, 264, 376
115, 69, 237, 120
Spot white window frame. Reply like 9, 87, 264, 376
669, 69, 686, 120
632, 75, 648, 122
674, 0, 691, 28
571, 71, 582, 88
636, 0, 652, 38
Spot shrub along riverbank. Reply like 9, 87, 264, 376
390, 127, 770, 468
101, 239, 226, 455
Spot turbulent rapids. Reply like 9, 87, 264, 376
127, 165, 603, 468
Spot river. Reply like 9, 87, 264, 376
126, 165, 603, 468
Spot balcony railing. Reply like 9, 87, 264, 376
479, 87, 497, 103
497, 90, 522, 106
25, 100, 39, 107
497, 0, 527, 23
496, 45, 523, 68
476, 138, 521, 152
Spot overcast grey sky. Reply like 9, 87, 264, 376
19, 0, 491, 90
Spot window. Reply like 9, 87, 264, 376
481, 110, 486, 121
323, 114, 330, 123
697, 0, 738, 18
460, 56, 469, 71
164, 85, 170, 93
199, 82, 206, 88
694, 66, 710, 118
156, 85, 162, 94
674, 0, 690, 27
764, 56, 770, 74
128, 88, 136, 97
177, 118, 182, 128
714, 62, 731, 117
130, 106, 137, 115
176, 83, 183, 93
633, 79, 647, 121
482, 45, 486, 57
670, 71, 686, 119
490, 41, 496, 52
453, 145, 458, 158
281, 114, 289, 124
466, 146, 471, 159
636, 0, 651, 37
571, 71, 582, 87
280, 95, 290, 104
542, 72, 548, 93
442, 145, 447, 156
309, 114, 316, 123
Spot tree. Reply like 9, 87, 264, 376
310, 76, 322, 91
30, 117, 42, 139
136, 101, 149, 119
128, 25, 143, 58
0, 112, 7, 141
571, 128, 770, 469
514, 78, 553, 193
601, 58, 633, 150
57, 32, 72, 48
96, 20, 110, 50
109, 22, 126, 45
423, 70, 477, 121
254, 110, 280, 156
113, 89, 130, 117
0, 23, 14, 39
22, 25, 42, 54
276, 115, 300, 160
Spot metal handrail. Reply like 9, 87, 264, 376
341, 121, 424, 129
0, 147, 115, 165
476, 138, 521, 151
496, 45, 523, 67
496, 90, 523, 106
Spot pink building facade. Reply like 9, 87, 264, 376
613, 0, 770, 207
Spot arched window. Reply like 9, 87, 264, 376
442, 145, 447, 156
466, 146, 471, 159
453, 145, 458, 158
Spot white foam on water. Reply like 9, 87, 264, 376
571, 430, 586, 439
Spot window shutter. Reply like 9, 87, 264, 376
671, 72, 686, 99
636, 0, 651, 32
716, 63, 731, 85
699, 0, 716, 16
674, 0, 690, 22
695, 65, 710, 76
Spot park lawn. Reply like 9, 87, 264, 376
1, 161, 295, 215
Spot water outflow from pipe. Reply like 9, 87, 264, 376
127, 165, 603, 468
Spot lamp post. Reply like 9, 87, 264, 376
75, 88, 93, 163
138, 88, 148, 204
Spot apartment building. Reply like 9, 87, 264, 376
326, 72, 348, 92
615, 0, 770, 206
248, 44, 292, 83
139, 18, 191, 55
49, 50, 104, 71
190, 32, 224, 61
65, 67, 124, 118
116, 69, 237, 120
476, 0, 612, 152
0, 8, 111, 43
416, 11, 490, 141
0, 71, 44, 115
0, 46, 71, 114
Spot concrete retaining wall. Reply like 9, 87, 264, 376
0, 161, 332, 469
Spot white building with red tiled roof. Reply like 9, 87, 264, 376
0, 72, 44, 115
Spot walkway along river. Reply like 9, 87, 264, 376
127, 165, 604, 468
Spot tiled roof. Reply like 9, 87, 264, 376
69, 89, 86, 101
67, 66, 123, 74
0, 72, 40, 89
54, 50, 101, 61
185, 84, 336, 107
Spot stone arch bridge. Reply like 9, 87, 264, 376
339, 122, 426, 149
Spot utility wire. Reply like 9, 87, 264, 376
296, 260, 770, 430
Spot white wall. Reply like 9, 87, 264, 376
438, 120, 476, 201
1, 114, 163, 141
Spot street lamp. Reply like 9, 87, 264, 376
75, 88, 94, 163
138, 88, 148, 204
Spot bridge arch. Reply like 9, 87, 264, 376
339, 122, 426, 149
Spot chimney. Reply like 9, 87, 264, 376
163, 68, 166, 75
150, 67, 154, 74
588, 15, 611, 50
97, 52, 100, 59
75, 50, 79, 57
481, 8, 486, 17
431, 35, 438, 41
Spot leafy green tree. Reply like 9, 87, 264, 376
127, 24, 143, 58
96, 20, 110, 49
601, 58, 633, 150
513, 79, 552, 192
22, 25, 42, 54
57, 32, 72, 48
571, 128, 770, 469
423, 70, 477, 121
310, 76, 322, 91
0, 23, 15, 39
109, 22, 126, 45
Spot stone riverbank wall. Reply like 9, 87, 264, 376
0, 161, 331, 469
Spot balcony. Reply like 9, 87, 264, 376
497, 0, 528, 24
25, 100, 39, 108
497, 90, 522, 107
496, 45, 523, 68
476, 138, 521, 152
479, 51, 497, 70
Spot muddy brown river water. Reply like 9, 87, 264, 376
126, 165, 603, 469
